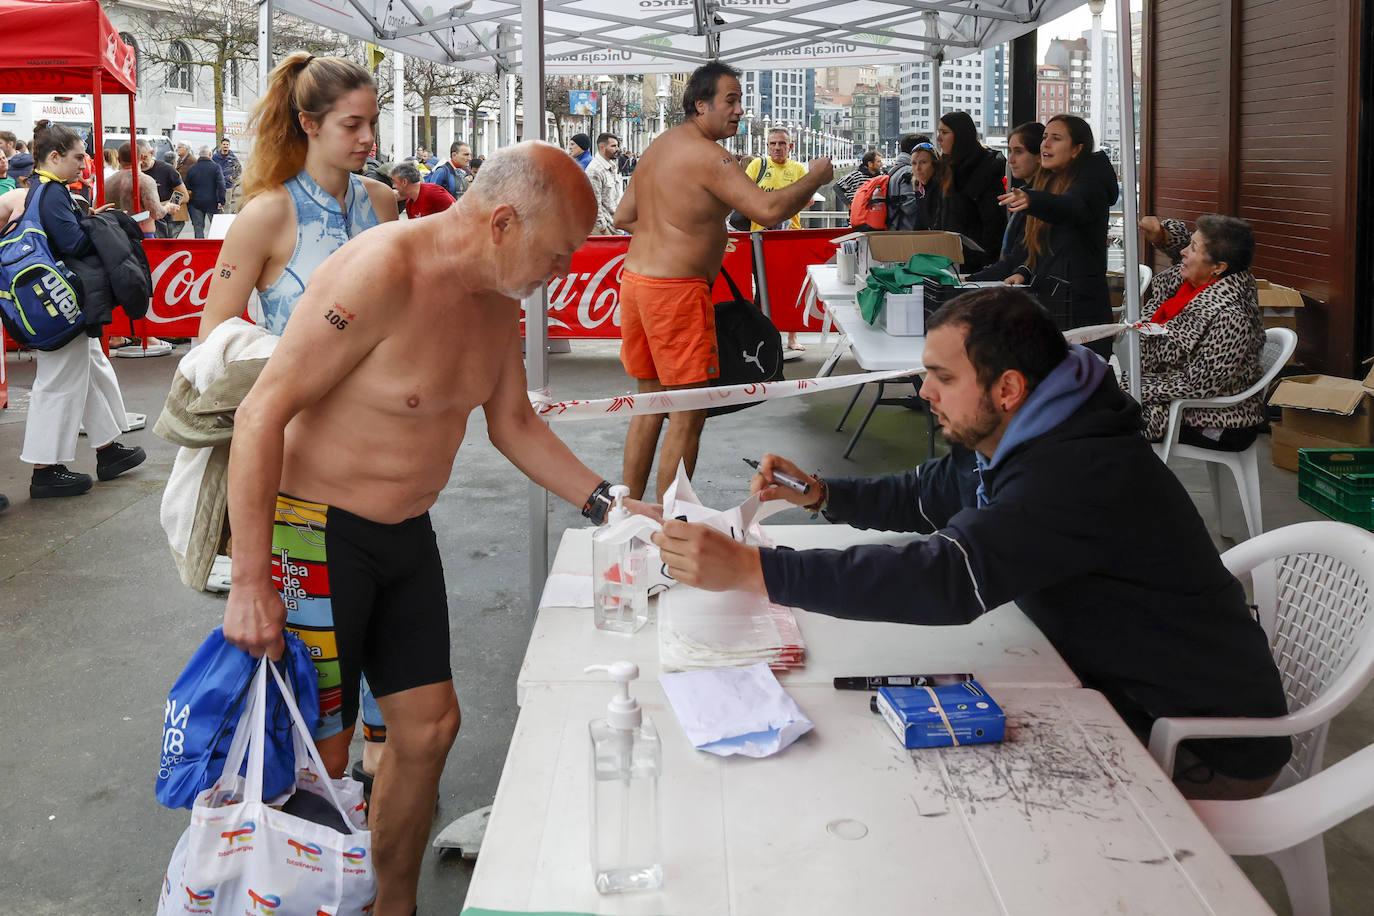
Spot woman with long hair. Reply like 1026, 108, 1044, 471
970, 120, 1043, 278
196, 53, 396, 787
198, 52, 396, 337
997, 114, 1118, 354
933, 110, 1007, 271
1, 121, 144, 498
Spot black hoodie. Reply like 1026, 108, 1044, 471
758, 368, 1291, 780
935, 145, 1007, 272
1014, 150, 1119, 329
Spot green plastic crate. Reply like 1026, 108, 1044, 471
1298, 448, 1374, 529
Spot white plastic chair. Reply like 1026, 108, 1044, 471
1190, 742, 1374, 916
1148, 521, 1374, 916
1153, 326, 1298, 539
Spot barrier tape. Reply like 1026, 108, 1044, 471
527, 322, 1150, 422
529, 368, 922, 422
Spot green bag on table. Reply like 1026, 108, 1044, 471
857, 252, 961, 325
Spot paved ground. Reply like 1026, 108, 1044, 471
0, 335, 1370, 914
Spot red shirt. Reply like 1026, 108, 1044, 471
405, 182, 455, 218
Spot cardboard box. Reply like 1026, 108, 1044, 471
1269, 368, 1374, 444
876, 681, 1006, 749
1271, 423, 1363, 472
1255, 280, 1304, 351
836, 230, 965, 282
878, 290, 924, 336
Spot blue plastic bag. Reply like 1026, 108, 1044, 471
156, 627, 320, 809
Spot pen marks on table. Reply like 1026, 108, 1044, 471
914, 709, 1128, 823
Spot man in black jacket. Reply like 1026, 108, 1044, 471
654, 286, 1291, 800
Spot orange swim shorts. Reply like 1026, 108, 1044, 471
618, 270, 719, 387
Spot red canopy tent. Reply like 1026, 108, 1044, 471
0, 0, 140, 208
0, 0, 140, 402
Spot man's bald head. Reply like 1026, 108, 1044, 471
467, 140, 595, 232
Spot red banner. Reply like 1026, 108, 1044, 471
531, 234, 755, 338
98, 230, 843, 342
755, 227, 849, 332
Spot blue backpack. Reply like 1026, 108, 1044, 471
0, 181, 86, 350
425, 161, 461, 197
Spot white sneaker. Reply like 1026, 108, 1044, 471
205, 555, 232, 593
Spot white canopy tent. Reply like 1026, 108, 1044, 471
255, 0, 1143, 610
270, 0, 1087, 73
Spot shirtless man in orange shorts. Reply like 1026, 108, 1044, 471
613, 62, 832, 500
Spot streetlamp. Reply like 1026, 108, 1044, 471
743, 110, 754, 159
595, 74, 613, 137
656, 80, 669, 137
1088, 0, 1107, 154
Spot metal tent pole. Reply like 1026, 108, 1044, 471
1116, 0, 1141, 401
520, 0, 550, 619
257, 0, 273, 96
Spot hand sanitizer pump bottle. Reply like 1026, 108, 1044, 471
592, 485, 650, 633
585, 661, 662, 894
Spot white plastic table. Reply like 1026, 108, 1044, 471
519, 525, 1079, 705
461, 683, 1274, 915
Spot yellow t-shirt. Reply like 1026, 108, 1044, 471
745, 157, 807, 230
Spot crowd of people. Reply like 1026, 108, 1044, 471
0, 53, 1291, 915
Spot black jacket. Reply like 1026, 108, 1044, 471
934, 146, 1007, 272
758, 370, 1290, 779
62, 210, 150, 334
184, 157, 226, 211
1014, 150, 1119, 328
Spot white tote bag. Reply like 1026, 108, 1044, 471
157, 657, 376, 915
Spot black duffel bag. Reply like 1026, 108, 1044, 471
709, 267, 784, 417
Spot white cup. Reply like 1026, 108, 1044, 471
837, 251, 857, 285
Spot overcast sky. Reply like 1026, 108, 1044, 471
1037, 2, 1137, 60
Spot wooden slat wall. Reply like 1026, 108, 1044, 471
1145, 0, 1363, 373
1148, 0, 1228, 224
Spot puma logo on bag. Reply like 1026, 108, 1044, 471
742, 341, 765, 372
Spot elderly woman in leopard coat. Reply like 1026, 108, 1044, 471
1128, 214, 1267, 447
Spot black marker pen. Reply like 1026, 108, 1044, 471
834, 674, 973, 690
742, 458, 811, 495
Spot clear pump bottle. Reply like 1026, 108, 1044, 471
592, 485, 650, 633
585, 661, 662, 894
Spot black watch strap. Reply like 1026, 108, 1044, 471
582, 480, 614, 525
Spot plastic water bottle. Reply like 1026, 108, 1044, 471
592, 485, 650, 633
585, 661, 662, 894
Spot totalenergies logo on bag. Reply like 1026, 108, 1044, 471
342, 845, 368, 876
246, 889, 281, 913
217, 819, 256, 857
285, 837, 325, 873
181, 887, 215, 913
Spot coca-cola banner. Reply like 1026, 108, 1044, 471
137, 229, 838, 339
531, 234, 755, 338
143, 239, 222, 337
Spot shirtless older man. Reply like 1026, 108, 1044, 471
224, 141, 638, 915
613, 62, 833, 500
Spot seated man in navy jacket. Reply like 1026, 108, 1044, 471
654, 286, 1290, 800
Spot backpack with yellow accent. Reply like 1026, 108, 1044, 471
0, 181, 86, 350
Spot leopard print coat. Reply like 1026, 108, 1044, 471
1122, 218, 1267, 441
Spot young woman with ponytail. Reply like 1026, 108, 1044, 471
198, 52, 396, 337
194, 54, 396, 786
997, 114, 1119, 356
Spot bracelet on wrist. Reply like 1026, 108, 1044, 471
582, 480, 614, 525
804, 476, 829, 519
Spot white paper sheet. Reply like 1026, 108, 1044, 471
659, 663, 814, 758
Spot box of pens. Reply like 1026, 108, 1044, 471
876, 680, 1005, 749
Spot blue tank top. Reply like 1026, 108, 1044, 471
257, 169, 380, 334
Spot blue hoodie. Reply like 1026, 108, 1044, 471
974, 345, 1107, 505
